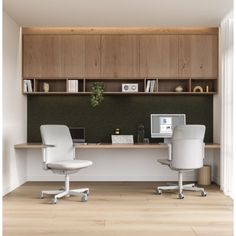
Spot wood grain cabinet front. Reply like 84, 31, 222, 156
23, 35, 101, 78
23, 35, 62, 77
100, 35, 139, 77
139, 35, 179, 77
178, 35, 218, 78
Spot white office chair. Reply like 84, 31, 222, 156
156, 125, 207, 199
40, 125, 92, 204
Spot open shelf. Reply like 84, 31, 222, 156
23, 77, 218, 95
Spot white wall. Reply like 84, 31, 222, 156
2, 11, 27, 195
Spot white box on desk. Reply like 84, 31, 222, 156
111, 135, 134, 144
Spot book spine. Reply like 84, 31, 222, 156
150, 80, 154, 93
73, 80, 76, 92
146, 80, 151, 92
23, 80, 28, 93
75, 80, 78, 92
25, 80, 32, 93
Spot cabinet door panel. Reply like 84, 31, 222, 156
23, 35, 62, 77
101, 35, 139, 77
84, 36, 101, 77
179, 35, 218, 77
61, 35, 85, 77
140, 35, 179, 77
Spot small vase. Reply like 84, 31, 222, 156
43, 83, 49, 92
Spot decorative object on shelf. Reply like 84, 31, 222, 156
193, 85, 203, 93
175, 85, 184, 92
43, 82, 50, 92
90, 82, 104, 107
206, 85, 209, 92
137, 123, 145, 143
115, 128, 120, 135
122, 83, 138, 92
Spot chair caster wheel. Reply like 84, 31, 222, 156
178, 193, 184, 199
81, 193, 88, 202
84, 190, 90, 196
50, 198, 58, 204
201, 191, 207, 197
156, 189, 162, 195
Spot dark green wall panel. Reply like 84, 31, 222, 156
27, 95, 213, 143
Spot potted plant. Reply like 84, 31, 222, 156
90, 82, 104, 107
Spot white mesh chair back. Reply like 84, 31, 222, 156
170, 125, 206, 170
40, 125, 74, 165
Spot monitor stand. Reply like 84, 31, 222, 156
163, 138, 171, 144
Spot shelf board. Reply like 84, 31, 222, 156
24, 91, 216, 95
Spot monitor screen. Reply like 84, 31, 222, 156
69, 127, 85, 143
151, 114, 186, 138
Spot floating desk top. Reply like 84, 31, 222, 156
14, 143, 220, 149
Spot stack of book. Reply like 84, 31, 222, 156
23, 80, 33, 93
145, 79, 157, 92
68, 80, 79, 92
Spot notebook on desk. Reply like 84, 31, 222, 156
69, 127, 85, 143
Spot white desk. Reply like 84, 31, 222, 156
15, 143, 220, 150
14, 143, 220, 182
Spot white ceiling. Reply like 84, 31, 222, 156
3, 0, 233, 27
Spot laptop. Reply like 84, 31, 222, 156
69, 127, 85, 143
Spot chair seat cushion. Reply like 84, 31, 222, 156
158, 159, 171, 166
47, 160, 92, 170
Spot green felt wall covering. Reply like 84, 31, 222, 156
27, 95, 213, 143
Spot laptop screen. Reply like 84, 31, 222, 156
69, 127, 85, 143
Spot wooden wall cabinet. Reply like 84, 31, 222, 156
22, 28, 218, 95
100, 35, 139, 77
23, 35, 101, 78
178, 35, 218, 78
139, 35, 179, 77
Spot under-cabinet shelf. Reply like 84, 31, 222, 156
22, 77, 218, 95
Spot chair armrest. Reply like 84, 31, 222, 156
42, 144, 55, 164
203, 142, 205, 159
167, 143, 172, 161
73, 145, 76, 160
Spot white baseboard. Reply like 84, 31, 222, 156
3, 176, 27, 196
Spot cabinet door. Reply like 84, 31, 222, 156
139, 35, 179, 77
179, 35, 218, 77
101, 35, 139, 77
23, 35, 62, 77
61, 35, 101, 77
84, 36, 101, 77
61, 35, 85, 77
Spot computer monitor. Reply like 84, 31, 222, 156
151, 114, 186, 143
69, 127, 85, 143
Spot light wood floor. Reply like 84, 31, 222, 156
3, 182, 233, 236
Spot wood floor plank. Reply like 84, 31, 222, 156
3, 182, 233, 236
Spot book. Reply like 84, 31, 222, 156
150, 80, 155, 93
24, 80, 33, 93
27, 80, 33, 92
146, 80, 151, 92
68, 80, 79, 92
23, 80, 27, 93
